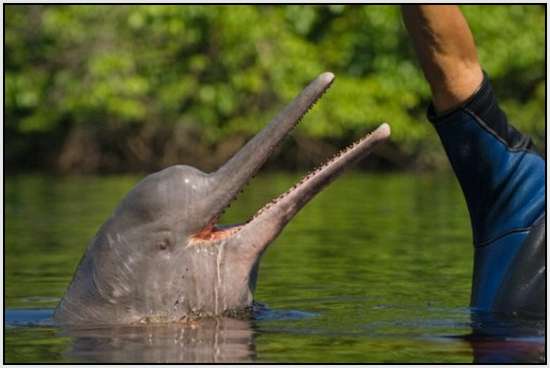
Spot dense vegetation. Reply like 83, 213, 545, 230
5, 5, 545, 173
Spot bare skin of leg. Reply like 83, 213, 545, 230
401, 5, 484, 114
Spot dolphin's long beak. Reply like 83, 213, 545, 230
235, 123, 391, 256
206, 72, 335, 223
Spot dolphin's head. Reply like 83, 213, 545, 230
54, 73, 391, 325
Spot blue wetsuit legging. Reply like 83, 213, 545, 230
427, 72, 545, 318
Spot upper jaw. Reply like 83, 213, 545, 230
197, 73, 335, 231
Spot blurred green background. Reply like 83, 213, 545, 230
5, 5, 545, 173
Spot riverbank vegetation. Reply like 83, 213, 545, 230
6, 5, 545, 173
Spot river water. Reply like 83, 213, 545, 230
4, 172, 545, 363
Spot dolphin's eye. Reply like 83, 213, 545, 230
157, 240, 170, 251
153, 231, 174, 254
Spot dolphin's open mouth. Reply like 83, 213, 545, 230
191, 221, 242, 242
190, 73, 390, 246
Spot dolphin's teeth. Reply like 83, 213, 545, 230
245, 125, 381, 222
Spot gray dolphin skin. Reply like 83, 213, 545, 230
54, 72, 391, 325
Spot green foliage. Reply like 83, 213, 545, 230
5, 5, 545, 171
463, 5, 545, 147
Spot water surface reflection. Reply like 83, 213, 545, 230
5, 173, 545, 363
